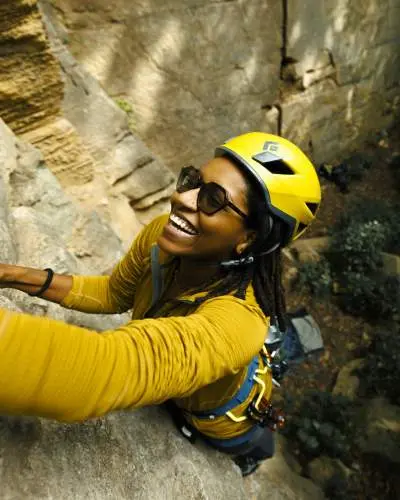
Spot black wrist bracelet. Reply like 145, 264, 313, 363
28, 268, 54, 297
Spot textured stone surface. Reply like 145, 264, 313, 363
0, 409, 247, 500
1, 0, 177, 250
244, 435, 326, 500
42, 0, 400, 168
42, 0, 282, 171
306, 456, 352, 489
0, 0, 63, 134
22, 117, 95, 186
36, 1, 177, 248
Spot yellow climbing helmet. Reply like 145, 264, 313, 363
215, 132, 321, 246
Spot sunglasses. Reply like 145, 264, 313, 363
176, 166, 247, 219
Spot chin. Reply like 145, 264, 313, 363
157, 233, 188, 257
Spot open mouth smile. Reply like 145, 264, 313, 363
169, 213, 199, 236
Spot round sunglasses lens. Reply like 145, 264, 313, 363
177, 167, 200, 193
198, 183, 226, 214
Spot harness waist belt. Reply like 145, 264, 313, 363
191, 355, 259, 419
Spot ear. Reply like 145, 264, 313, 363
236, 230, 257, 255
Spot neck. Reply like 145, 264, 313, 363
175, 257, 224, 289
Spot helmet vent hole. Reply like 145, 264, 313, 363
306, 202, 319, 215
297, 222, 307, 234
253, 157, 294, 175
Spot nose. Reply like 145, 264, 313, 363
170, 188, 200, 212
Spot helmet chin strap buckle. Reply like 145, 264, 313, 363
220, 255, 255, 268
220, 241, 280, 269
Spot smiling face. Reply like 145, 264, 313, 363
157, 156, 255, 262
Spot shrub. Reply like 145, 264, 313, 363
338, 273, 399, 320
297, 199, 400, 322
282, 391, 357, 461
357, 329, 400, 404
297, 259, 333, 297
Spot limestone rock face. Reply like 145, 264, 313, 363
0, 0, 63, 134
1, 0, 176, 250
0, 409, 247, 500
41, 0, 283, 170
41, 0, 400, 169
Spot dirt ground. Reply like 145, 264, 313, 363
275, 124, 400, 499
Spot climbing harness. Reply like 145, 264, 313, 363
151, 245, 323, 448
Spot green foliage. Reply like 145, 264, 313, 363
115, 98, 133, 114
114, 98, 136, 131
297, 199, 400, 321
331, 198, 400, 255
297, 260, 333, 297
282, 391, 357, 461
358, 329, 400, 404
338, 273, 399, 319
389, 154, 400, 192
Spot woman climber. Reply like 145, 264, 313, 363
0, 132, 321, 476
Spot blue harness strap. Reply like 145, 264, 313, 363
191, 355, 259, 419
151, 244, 163, 306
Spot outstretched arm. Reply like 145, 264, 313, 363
0, 214, 169, 314
0, 263, 72, 303
0, 296, 267, 422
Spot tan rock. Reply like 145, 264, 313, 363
381, 252, 400, 277
0, 0, 63, 134
22, 118, 94, 186
333, 359, 365, 400
244, 435, 326, 500
290, 237, 330, 263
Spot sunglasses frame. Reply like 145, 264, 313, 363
176, 166, 248, 219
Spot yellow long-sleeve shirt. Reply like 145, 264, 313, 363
0, 215, 272, 439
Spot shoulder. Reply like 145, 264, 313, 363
194, 291, 269, 352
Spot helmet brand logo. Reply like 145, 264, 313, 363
263, 142, 280, 156
252, 142, 283, 165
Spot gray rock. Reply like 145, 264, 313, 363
40, 0, 400, 172
244, 435, 326, 499
11, 206, 80, 275
117, 159, 175, 202
0, 408, 246, 499
0, 178, 16, 264
38, 3, 176, 248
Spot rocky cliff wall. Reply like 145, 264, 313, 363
41, 0, 400, 171
0, 0, 177, 250
0, 0, 63, 134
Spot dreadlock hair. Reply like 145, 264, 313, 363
186, 168, 287, 332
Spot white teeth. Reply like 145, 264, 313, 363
170, 213, 197, 235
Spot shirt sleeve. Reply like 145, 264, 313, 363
0, 296, 267, 423
61, 214, 169, 314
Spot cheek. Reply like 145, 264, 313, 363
198, 213, 242, 243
